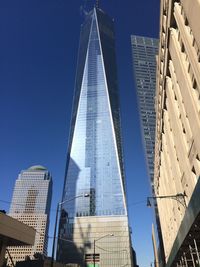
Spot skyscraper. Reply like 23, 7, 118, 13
131, 35, 158, 185
57, 6, 132, 267
7, 165, 52, 266
131, 35, 165, 265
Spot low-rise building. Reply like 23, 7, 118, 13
15, 258, 79, 267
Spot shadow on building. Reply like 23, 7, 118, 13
56, 158, 92, 266
15, 258, 77, 267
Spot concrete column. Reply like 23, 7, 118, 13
179, 259, 183, 267
183, 252, 188, 267
181, 256, 185, 267
189, 245, 195, 267
194, 239, 200, 265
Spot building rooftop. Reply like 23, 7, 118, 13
28, 165, 47, 171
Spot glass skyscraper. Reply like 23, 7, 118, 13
57, 7, 132, 267
131, 35, 158, 185
8, 165, 52, 266
131, 35, 165, 265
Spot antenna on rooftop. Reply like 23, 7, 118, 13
96, 0, 99, 8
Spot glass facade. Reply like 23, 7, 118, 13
131, 35, 158, 186
62, 8, 126, 218
57, 8, 131, 266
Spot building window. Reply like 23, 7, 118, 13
181, 41, 185, 53
192, 166, 196, 176
85, 253, 100, 264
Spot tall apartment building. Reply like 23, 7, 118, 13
131, 35, 165, 266
7, 165, 52, 266
57, 6, 132, 267
154, 0, 200, 266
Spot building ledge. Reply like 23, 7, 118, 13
0, 213, 35, 246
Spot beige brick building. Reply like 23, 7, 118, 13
154, 0, 200, 266
7, 166, 52, 266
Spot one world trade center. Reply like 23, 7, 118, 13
57, 6, 132, 267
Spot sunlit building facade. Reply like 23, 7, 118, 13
7, 165, 52, 266
57, 7, 132, 267
155, 0, 200, 266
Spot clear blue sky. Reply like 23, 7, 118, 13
0, 0, 160, 266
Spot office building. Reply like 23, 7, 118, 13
131, 35, 165, 265
131, 35, 158, 185
7, 165, 52, 266
154, 0, 200, 266
57, 6, 132, 267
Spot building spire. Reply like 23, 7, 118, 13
95, 0, 99, 8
